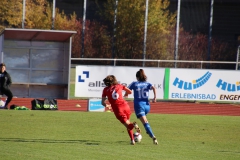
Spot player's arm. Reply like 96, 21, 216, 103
123, 87, 132, 98
101, 97, 111, 109
151, 86, 157, 103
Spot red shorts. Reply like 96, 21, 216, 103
113, 104, 131, 124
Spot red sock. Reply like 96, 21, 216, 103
127, 129, 134, 141
127, 123, 134, 130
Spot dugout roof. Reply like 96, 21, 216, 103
1, 28, 76, 42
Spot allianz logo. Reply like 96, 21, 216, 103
216, 79, 240, 92
173, 71, 212, 90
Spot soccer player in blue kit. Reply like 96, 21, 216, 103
124, 69, 158, 145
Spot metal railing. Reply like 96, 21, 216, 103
71, 58, 239, 70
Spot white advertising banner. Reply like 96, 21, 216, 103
168, 69, 240, 102
75, 66, 164, 99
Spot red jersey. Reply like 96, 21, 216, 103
102, 84, 131, 123
102, 84, 128, 111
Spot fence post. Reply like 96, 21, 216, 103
22, 0, 26, 29
143, 0, 149, 67
207, 0, 214, 65
81, 0, 87, 58
235, 46, 240, 70
174, 0, 181, 68
112, 0, 118, 65
51, 0, 56, 30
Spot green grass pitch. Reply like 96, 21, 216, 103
0, 110, 239, 160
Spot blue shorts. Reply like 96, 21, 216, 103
134, 101, 150, 118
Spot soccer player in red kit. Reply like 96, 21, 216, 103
101, 75, 141, 145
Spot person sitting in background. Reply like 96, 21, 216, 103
0, 63, 13, 109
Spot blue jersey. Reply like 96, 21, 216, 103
128, 81, 153, 103
128, 81, 153, 117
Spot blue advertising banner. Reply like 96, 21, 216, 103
88, 99, 105, 112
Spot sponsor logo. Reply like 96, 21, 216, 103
219, 94, 240, 100
88, 81, 127, 88
171, 71, 215, 100
78, 72, 162, 90
173, 71, 212, 90
90, 102, 103, 108
78, 71, 89, 82
88, 88, 102, 92
216, 79, 240, 92
89, 81, 105, 87
88, 99, 105, 112
171, 93, 216, 100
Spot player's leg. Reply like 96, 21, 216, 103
125, 107, 136, 144
139, 116, 153, 137
139, 116, 158, 144
133, 103, 146, 133
137, 103, 158, 145
135, 103, 153, 136
122, 120, 135, 145
2, 89, 13, 109
117, 108, 135, 145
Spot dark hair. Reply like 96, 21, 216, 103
136, 69, 147, 81
0, 63, 6, 67
103, 75, 118, 87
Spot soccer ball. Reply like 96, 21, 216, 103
133, 132, 142, 142
0, 100, 5, 107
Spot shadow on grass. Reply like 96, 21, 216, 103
0, 138, 100, 145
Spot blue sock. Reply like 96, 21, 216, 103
144, 123, 154, 138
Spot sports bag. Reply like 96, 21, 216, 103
31, 98, 58, 110
43, 98, 58, 110
31, 99, 44, 110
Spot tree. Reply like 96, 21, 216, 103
0, 0, 22, 28
0, 0, 111, 62
72, 19, 111, 60
175, 29, 236, 69
96, 0, 176, 65
0, 0, 77, 30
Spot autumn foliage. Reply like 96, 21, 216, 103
0, 0, 236, 69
